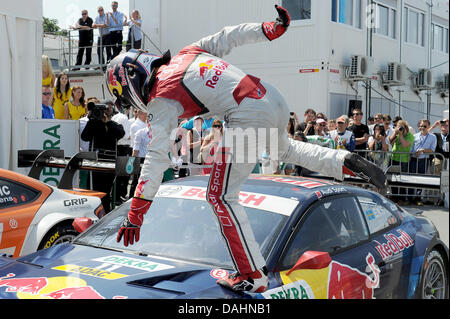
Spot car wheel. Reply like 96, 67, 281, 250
417, 249, 448, 299
38, 223, 78, 250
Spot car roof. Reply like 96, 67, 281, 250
164, 174, 360, 203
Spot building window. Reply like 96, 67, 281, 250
433, 23, 449, 53
331, 0, 362, 29
404, 6, 425, 46
373, 3, 396, 39
282, 0, 311, 20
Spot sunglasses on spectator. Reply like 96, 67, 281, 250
353, 113, 362, 116
42, 92, 51, 95
419, 125, 428, 128
82, 13, 87, 15
337, 121, 345, 125
213, 125, 222, 128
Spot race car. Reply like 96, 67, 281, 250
0, 175, 447, 299
0, 168, 104, 258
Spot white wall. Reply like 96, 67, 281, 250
0, 1, 43, 171
131, 0, 448, 125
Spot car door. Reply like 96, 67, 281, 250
268, 194, 387, 299
0, 177, 45, 256
355, 192, 407, 298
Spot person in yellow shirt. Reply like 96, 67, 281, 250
53, 72, 72, 119
64, 85, 86, 120
42, 55, 56, 88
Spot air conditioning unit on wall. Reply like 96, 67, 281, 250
385, 62, 408, 85
436, 73, 449, 97
346, 55, 372, 81
413, 69, 433, 90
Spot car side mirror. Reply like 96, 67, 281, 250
286, 251, 332, 276
72, 217, 93, 233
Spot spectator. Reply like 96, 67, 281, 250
108, 1, 125, 59
369, 113, 384, 135
200, 119, 223, 174
383, 114, 395, 137
393, 116, 415, 135
128, 110, 148, 198
81, 104, 125, 213
296, 108, 316, 136
389, 119, 414, 204
326, 119, 336, 133
41, 86, 55, 119
129, 110, 148, 151
173, 119, 190, 178
292, 130, 311, 176
42, 55, 56, 88
73, 10, 94, 69
408, 119, 437, 205
188, 116, 205, 175
367, 116, 375, 126
328, 115, 355, 151
93, 6, 111, 66
112, 107, 133, 201
53, 72, 72, 119
126, 10, 143, 51
433, 119, 449, 162
64, 85, 86, 120
368, 123, 389, 167
286, 112, 299, 137
314, 118, 327, 137
316, 112, 327, 122
348, 108, 370, 153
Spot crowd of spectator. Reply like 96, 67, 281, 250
67, 1, 142, 70
283, 107, 449, 205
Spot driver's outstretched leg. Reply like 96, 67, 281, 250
206, 147, 268, 293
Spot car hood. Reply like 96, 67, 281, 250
0, 243, 242, 299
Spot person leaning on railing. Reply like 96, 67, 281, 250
388, 119, 414, 204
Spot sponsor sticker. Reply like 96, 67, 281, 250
52, 264, 128, 280
92, 255, 174, 272
156, 185, 298, 216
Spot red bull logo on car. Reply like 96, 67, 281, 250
0, 273, 126, 299
373, 229, 414, 260
262, 253, 380, 299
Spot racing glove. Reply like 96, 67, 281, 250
262, 5, 291, 41
117, 197, 152, 247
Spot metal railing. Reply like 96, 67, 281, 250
43, 27, 162, 73
344, 149, 448, 202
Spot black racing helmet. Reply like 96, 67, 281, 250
105, 49, 171, 112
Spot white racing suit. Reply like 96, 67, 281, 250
135, 23, 349, 275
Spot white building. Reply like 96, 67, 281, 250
132, 0, 449, 126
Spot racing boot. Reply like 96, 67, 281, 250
217, 267, 268, 293
343, 153, 388, 194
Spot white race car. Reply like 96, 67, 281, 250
0, 168, 104, 257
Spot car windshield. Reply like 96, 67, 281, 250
74, 194, 290, 268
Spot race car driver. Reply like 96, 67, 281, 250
109, 5, 388, 293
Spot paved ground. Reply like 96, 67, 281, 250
402, 204, 449, 247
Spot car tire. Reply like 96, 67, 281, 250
38, 222, 78, 250
416, 249, 448, 299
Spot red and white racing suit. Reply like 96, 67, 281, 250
135, 23, 349, 275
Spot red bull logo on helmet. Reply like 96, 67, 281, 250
108, 65, 123, 97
